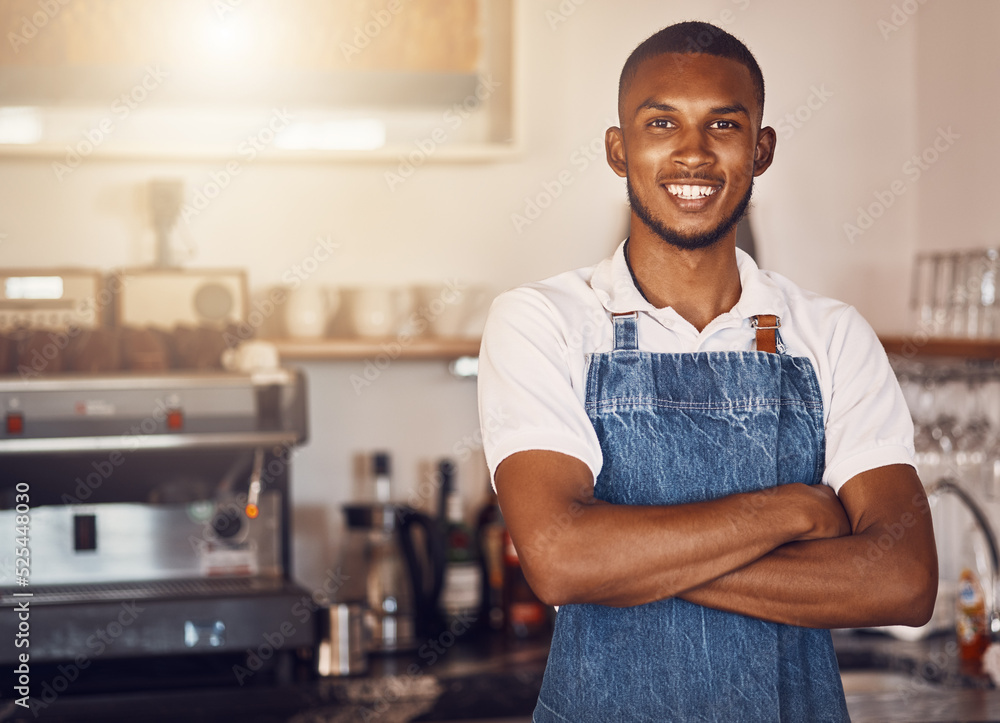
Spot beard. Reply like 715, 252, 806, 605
627, 175, 754, 251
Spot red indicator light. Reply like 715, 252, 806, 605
166, 409, 183, 430
245, 504, 259, 519
6, 413, 23, 434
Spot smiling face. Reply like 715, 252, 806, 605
607, 52, 775, 251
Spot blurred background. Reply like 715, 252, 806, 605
2, 0, 990, 588
0, 1, 998, 719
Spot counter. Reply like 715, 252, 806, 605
3, 629, 1000, 722
834, 630, 1000, 722
0, 629, 549, 723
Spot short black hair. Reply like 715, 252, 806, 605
618, 21, 765, 125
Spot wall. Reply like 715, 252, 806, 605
916, 0, 998, 253
0, 0, 968, 587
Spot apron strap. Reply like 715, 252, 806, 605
751, 315, 781, 354
612, 312, 638, 351
612, 311, 782, 353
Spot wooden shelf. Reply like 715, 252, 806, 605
277, 335, 1000, 362
267, 336, 481, 361
274, 334, 1000, 362
879, 335, 1000, 360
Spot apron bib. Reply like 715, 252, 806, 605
533, 312, 850, 722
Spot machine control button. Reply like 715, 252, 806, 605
166, 409, 183, 430
74, 514, 97, 551
5, 412, 23, 434
184, 620, 226, 648
211, 508, 242, 538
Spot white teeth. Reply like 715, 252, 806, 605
667, 184, 718, 199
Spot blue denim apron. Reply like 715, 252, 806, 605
533, 312, 850, 722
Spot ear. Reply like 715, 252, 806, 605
753, 125, 777, 176
605, 126, 628, 178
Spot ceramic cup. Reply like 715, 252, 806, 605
418, 283, 465, 337
457, 285, 494, 338
350, 286, 414, 338
316, 603, 368, 676
221, 340, 280, 372
285, 284, 339, 338
418, 283, 493, 338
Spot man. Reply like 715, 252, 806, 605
477, 21, 938, 723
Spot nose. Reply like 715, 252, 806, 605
671, 127, 713, 172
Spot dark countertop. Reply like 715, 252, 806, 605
0, 628, 550, 723
833, 630, 1000, 723
4, 628, 1000, 722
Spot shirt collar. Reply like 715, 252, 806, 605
590, 239, 789, 327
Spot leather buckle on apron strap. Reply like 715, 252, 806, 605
611, 311, 639, 351
751, 314, 781, 354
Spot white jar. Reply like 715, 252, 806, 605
285, 284, 338, 338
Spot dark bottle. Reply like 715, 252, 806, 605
438, 460, 483, 626
372, 451, 392, 503
503, 528, 550, 639
476, 483, 506, 632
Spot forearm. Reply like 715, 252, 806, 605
678, 500, 938, 628
519, 485, 821, 608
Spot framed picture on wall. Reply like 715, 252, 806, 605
0, 0, 519, 161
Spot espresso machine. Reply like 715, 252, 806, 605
0, 368, 317, 681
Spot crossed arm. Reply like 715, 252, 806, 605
495, 450, 938, 629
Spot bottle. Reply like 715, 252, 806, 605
476, 482, 506, 631
503, 528, 550, 639
957, 567, 988, 670
372, 451, 391, 503
438, 460, 483, 626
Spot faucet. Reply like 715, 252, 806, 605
926, 478, 1000, 638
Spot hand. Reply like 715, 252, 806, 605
786, 483, 852, 541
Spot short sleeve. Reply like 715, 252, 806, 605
822, 306, 915, 492
477, 287, 603, 486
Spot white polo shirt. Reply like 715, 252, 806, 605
478, 240, 914, 494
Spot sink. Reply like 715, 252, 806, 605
838, 669, 1000, 723
840, 669, 927, 694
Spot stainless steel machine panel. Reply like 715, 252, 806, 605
0, 493, 281, 586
